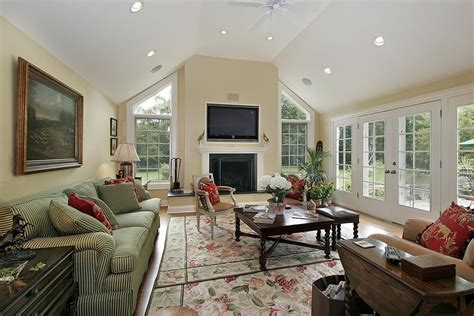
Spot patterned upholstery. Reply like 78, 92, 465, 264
49, 199, 111, 235
81, 196, 120, 230
110, 227, 149, 274
1, 178, 161, 316
64, 182, 99, 199
97, 183, 141, 214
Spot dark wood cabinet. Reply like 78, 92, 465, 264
0, 247, 77, 315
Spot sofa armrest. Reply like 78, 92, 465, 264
22, 232, 115, 295
464, 239, 474, 267
402, 218, 433, 242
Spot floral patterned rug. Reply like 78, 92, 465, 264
148, 213, 347, 315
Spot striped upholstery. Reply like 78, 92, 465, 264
8, 194, 65, 238
64, 182, 99, 199
49, 200, 111, 235
97, 183, 141, 214
78, 290, 133, 316
80, 196, 120, 230
0, 207, 12, 235
110, 227, 149, 274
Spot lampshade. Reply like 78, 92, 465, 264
112, 143, 140, 162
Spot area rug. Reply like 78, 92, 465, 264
148, 213, 347, 315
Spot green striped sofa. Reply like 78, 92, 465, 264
0, 178, 160, 316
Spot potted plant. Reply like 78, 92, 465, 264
299, 147, 329, 190
308, 184, 324, 207
321, 182, 335, 206
258, 173, 291, 215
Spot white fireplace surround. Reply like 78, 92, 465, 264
198, 146, 269, 180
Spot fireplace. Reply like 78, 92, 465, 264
209, 154, 257, 192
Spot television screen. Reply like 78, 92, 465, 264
207, 104, 259, 141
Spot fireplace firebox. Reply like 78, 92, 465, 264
209, 154, 256, 192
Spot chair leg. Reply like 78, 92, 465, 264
211, 217, 215, 240
196, 212, 200, 232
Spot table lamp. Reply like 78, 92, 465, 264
112, 143, 140, 178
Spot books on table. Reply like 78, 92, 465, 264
253, 212, 276, 224
292, 210, 319, 221
353, 240, 375, 249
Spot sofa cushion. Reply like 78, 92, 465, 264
139, 198, 161, 215
115, 211, 155, 230
419, 203, 474, 258
49, 200, 111, 236
68, 194, 113, 233
105, 176, 141, 202
79, 196, 120, 230
134, 180, 150, 201
97, 183, 141, 214
63, 182, 98, 199
110, 226, 149, 273
9, 194, 65, 239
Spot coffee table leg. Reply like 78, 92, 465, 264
259, 238, 267, 270
331, 224, 337, 251
235, 215, 241, 242
324, 227, 331, 258
316, 230, 321, 241
353, 222, 359, 239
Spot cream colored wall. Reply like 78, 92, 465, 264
319, 71, 474, 151
0, 17, 118, 203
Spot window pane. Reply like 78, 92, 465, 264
415, 133, 430, 151
457, 104, 474, 205
281, 93, 308, 120
415, 152, 430, 170
134, 84, 172, 115
281, 122, 307, 173
345, 126, 352, 138
415, 113, 430, 133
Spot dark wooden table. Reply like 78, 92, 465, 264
234, 207, 334, 270
0, 246, 77, 315
338, 238, 474, 316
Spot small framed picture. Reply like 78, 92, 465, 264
110, 118, 117, 137
110, 138, 118, 156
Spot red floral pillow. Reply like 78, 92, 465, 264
200, 181, 220, 205
68, 194, 113, 233
105, 176, 141, 202
286, 175, 305, 201
419, 202, 474, 258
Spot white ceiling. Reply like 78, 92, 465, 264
2, 0, 473, 112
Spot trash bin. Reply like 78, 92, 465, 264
312, 275, 346, 316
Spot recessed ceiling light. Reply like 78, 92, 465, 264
266, 36, 273, 41
146, 50, 156, 57
220, 30, 228, 35
130, 1, 143, 13
302, 78, 312, 86
323, 67, 332, 74
374, 36, 385, 46
151, 65, 162, 73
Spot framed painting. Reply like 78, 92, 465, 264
110, 138, 118, 156
110, 118, 117, 136
15, 57, 84, 174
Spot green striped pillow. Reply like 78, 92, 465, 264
97, 183, 141, 214
49, 200, 111, 235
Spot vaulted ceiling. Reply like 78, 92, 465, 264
2, 0, 473, 112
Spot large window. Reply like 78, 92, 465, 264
336, 125, 352, 192
281, 92, 309, 173
457, 104, 474, 207
130, 80, 176, 182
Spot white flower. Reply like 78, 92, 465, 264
269, 175, 291, 190
258, 175, 272, 190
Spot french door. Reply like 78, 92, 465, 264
357, 101, 441, 224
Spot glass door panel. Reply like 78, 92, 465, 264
457, 104, 474, 207
362, 120, 385, 200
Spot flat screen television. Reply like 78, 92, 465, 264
207, 104, 259, 142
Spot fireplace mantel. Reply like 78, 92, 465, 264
197, 145, 269, 179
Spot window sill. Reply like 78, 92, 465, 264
147, 182, 170, 190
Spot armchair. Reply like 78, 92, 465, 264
192, 173, 237, 239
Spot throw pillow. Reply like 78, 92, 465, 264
80, 196, 120, 229
134, 180, 149, 201
63, 182, 98, 199
105, 176, 141, 202
49, 200, 111, 236
68, 194, 113, 233
419, 202, 474, 258
286, 175, 305, 201
97, 182, 142, 214
199, 181, 220, 205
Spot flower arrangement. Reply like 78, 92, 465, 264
308, 182, 335, 206
258, 173, 292, 203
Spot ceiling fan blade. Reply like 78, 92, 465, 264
228, 0, 265, 8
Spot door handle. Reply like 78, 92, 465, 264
390, 170, 397, 174
385, 170, 390, 174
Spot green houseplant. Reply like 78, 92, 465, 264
299, 147, 329, 189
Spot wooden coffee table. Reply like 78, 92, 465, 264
234, 207, 334, 270
338, 238, 474, 316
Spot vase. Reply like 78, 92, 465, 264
324, 198, 333, 207
314, 199, 323, 207
267, 198, 286, 215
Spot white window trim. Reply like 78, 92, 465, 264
126, 72, 178, 188
278, 82, 315, 173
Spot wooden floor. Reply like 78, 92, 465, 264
133, 207, 403, 315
